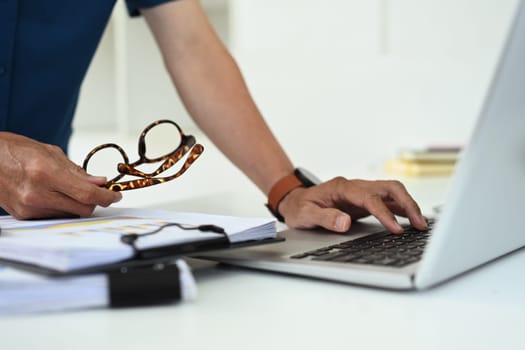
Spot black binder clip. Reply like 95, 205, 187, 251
108, 260, 181, 308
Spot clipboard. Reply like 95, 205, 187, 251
0, 208, 283, 307
0, 236, 283, 277
0, 208, 282, 274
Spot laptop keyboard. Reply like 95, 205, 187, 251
290, 219, 435, 268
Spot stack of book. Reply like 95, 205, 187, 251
0, 207, 277, 314
385, 147, 461, 177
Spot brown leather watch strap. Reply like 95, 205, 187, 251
266, 172, 303, 222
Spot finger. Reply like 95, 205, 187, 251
15, 208, 82, 220
18, 188, 98, 218
39, 147, 121, 206
67, 182, 122, 207
385, 202, 428, 224
71, 163, 109, 186
47, 192, 99, 217
380, 181, 427, 230
288, 203, 352, 233
83, 173, 108, 186
54, 164, 122, 206
86, 176, 110, 186
336, 204, 370, 220
323, 179, 402, 232
383, 202, 411, 217
362, 194, 404, 234
32, 162, 120, 213
313, 208, 352, 232
8, 207, 80, 220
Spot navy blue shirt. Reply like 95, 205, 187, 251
0, 0, 173, 152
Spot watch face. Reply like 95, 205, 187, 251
294, 167, 321, 186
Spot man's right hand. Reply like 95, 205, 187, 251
0, 132, 122, 219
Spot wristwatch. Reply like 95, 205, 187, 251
266, 167, 321, 222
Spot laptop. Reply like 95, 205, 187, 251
197, 0, 525, 290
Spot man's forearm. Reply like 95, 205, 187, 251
143, 0, 293, 195
169, 36, 294, 195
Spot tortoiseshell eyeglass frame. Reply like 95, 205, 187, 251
82, 119, 204, 191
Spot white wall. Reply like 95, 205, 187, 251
74, 0, 519, 175
229, 0, 518, 171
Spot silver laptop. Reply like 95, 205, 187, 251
198, 0, 525, 290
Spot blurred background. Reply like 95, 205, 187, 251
70, 0, 519, 213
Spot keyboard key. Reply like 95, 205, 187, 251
290, 253, 309, 259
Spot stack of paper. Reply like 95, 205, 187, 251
385, 147, 462, 177
0, 259, 196, 315
0, 208, 276, 272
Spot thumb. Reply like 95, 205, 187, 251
302, 207, 352, 233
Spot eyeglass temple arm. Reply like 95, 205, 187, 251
106, 144, 204, 191
117, 145, 192, 178
82, 143, 129, 184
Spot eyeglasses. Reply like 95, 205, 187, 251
82, 119, 204, 191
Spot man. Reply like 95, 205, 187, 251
0, 0, 428, 233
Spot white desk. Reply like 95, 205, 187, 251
2, 127, 524, 348
1, 183, 524, 350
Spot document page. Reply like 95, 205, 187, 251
0, 208, 276, 272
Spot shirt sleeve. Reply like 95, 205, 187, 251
125, 0, 177, 17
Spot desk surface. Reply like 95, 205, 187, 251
1, 249, 524, 349
1, 178, 524, 350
